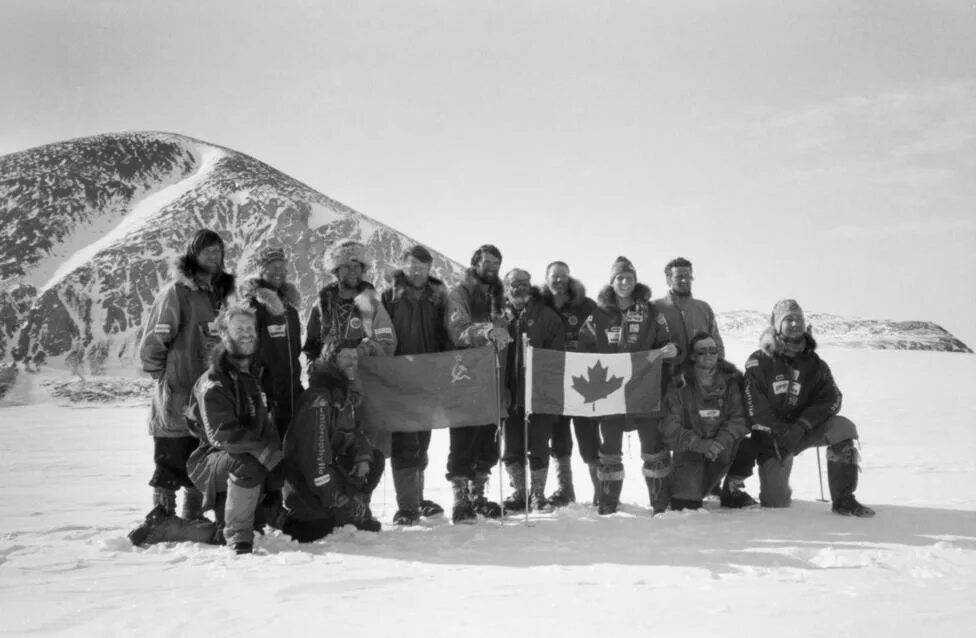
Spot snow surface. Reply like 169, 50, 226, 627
38, 145, 226, 293
1, 340, 975, 637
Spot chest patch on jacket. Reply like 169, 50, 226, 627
607, 326, 621, 344
267, 324, 287, 338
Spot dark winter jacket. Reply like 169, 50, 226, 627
301, 282, 397, 365
186, 346, 282, 504
445, 268, 506, 349
662, 360, 749, 454
282, 362, 374, 522
578, 283, 674, 424
241, 276, 303, 421
653, 291, 724, 364
504, 288, 566, 409
542, 278, 597, 352
743, 327, 842, 437
140, 255, 235, 438
381, 271, 451, 355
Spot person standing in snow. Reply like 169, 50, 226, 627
653, 257, 725, 365
444, 244, 509, 524
240, 247, 303, 439
137, 229, 235, 523
661, 332, 758, 510
499, 268, 565, 513
542, 261, 600, 507
578, 256, 679, 515
380, 245, 450, 525
744, 299, 875, 517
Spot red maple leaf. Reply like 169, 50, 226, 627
571, 360, 623, 411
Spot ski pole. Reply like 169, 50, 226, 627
816, 446, 827, 502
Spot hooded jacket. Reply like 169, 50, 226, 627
743, 327, 842, 435
445, 267, 506, 349
504, 287, 566, 409
661, 360, 749, 454
381, 271, 451, 355
301, 281, 397, 365
241, 275, 303, 420
542, 277, 597, 353
282, 361, 374, 522
139, 255, 236, 438
653, 290, 724, 364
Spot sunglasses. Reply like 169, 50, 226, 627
694, 346, 719, 355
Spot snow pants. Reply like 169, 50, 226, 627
391, 430, 433, 472
550, 415, 601, 464
149, 436, 198, 491
446, 424, 499, 480
502, 409, 554, 471
756, 415, 860, 507
670, 436, 759, 504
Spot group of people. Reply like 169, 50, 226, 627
128, 229, 874, 555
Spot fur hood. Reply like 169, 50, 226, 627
673, 358, 743, 390
758, 326, 819, 357
596, 282, 652, 309
541, 277, 589, 309
240, 274, 301, 316
175, 256, 236, 301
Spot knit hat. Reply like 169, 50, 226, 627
258, 247, 287, 267
402, 244, 433, 265
324, 241, 368, 273
186, 229, 224, 257
771, 299, 805, 333
608, 256, 636, 283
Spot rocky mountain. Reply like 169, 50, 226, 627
718, 310, 972, 353
0, 132, 467, 368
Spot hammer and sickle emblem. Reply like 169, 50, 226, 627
451, 353, 471, 384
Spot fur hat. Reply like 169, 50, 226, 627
609, 256, 636, 283
771, 299, 805, 333
259, 247, 287, 267
325, 241, 368, 273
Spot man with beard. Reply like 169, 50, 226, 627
542, 261, 599, 506
653, 257, 724, 365
661, 332, 758, 510
128, 305, 283, 554
136, 229, 235, 526
380, 245, 450, 525
241, 247, 303, 439
302, 240, 397, 460
744, 300, 875, 517
500, 269, 565, 512
444, 244, 510, 523
579, 257, 679, 515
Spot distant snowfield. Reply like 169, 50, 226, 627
1, 341, 975, 637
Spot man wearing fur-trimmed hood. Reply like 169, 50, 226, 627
743, 299, 875, 517
541, 261, 600, 507
137, 229, 236, 524
241, 247, 303, 439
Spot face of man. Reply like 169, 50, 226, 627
668, 266, 694, 296
261, 260, 288, 291
336, 261, 364, 289
402, 255, 431, 288
196, 244, 223, 275
692, 337, 719, 370
612, 272, 636, 299
505, 270, 532, 308
475, 252, 502, 283
779, 313, 806, 340
546, 264, 570, 296
224, 313, 257, 357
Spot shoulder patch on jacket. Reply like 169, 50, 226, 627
745, 358, 759, 369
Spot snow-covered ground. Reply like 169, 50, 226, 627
1, 340, 975, 637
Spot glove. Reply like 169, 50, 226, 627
488, 327, 512, 350
349, 459, 371, 479
149, 370, 163, 381
693, 438, 725, 461
775, 423, 806, 455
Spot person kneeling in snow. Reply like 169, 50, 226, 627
278, 348, 385, 541
744, 300, 875, 517
128, 304, 284, 554
661, 332, 758, 510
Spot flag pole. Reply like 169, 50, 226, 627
521, 334, 530, 527
494, 343, 506, 519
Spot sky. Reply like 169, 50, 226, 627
1, 0, 974, 346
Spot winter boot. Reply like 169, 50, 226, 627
222, 483, 261, 548
547, 456, 576, 507
642, 451, 672, 514
587, 462, 600, 506
392, 467, 422, 526
127, 504, 174, 546
720, 476, 758, 509
180, 486, 204, 521
598, 479, 623, 515
502, 463, 528, 513
418, 471, 444, 517
530, 467, 552, 512
450, 477, 477, 525
827, 441, 875, 517
470, 473, 502, 519
335, 493, 382, 531
152, 486, 177, 517
231, 541, 253, 555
